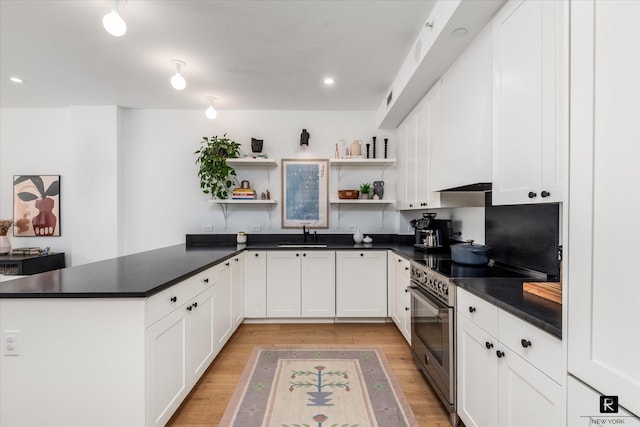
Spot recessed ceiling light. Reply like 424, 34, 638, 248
323, 77, 335, 86
10, 77, 24, 83
451, 28, 468, 38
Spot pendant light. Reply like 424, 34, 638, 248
170, 60, 187, 91
205, 97, 217, 120
103, 0, 127, 37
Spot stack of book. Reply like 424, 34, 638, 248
11, 247, 42, 255
232, 188, 256, 200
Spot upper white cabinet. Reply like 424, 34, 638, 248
431, 26, 492, 191
567, 0, 640, 417
336, 251, 387, 317
491, 0, 567, 205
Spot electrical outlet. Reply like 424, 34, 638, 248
346, 225, 356, 232
251, 225, 261, 232
3, 330, 19, 356
202, 225, 213, 232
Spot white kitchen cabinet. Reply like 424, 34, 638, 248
567, 376, 640, 426
567, 0, 640, 417
457, 287, 563, 427
492, 0, 567, 205
336, 251, 387, 317
266, 250, 335, 318
212, 261, 233, 350
388, 252, 411, 343
231, 253, 245, 328
244, 250, 267, 318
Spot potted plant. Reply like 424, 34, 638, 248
195, 134, 241, 199
359, 182, 372, 199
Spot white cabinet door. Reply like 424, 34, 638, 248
492, 0, 566, 205
231, 253, 245, 328
187, 285, 215, 384
146, 308, 188, 427
568, 0, 640, 417
212, 261, 233, 350
498, 346, 563, 427
567, 376, 640, 427
301, 251, 335, 318
244, 251, 267, 318
393, 256, 411, 343
335, 251, 387, 317
266, 251, 302, 317
457, 315, 499, 427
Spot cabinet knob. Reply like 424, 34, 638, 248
485, 341, 494, 349
521, 339, 532, 348
193, 302, 198, 308
225, 262, 230, 266
303, 253, 307, 257
170, 296, 177, 303
360, 253, 364, 257
296, 253, 299, 257
405, 266, 409, 271
405, 307, 410, 311
235, 258, 239, 262
186, 305, 193, 311
496, 350, 505, 358
405, 288, 408, 293
528, 191, 537, 199
255, 253, 259, 257
409, 204, 413, 208
203, 278, 209, 283
541, 191, 550, 198
468, 306, 476, 313
398, 259, 402, 263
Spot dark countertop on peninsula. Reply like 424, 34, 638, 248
0, 235, 562, 339
455, 277, 562, 339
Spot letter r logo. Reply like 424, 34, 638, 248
599, 396, 619, 413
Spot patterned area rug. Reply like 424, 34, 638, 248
220, 346, 419, 427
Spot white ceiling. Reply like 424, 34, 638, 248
0, 0, 437, 111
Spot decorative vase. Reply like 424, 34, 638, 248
33, 197, 57, 236
251, 138, 263, 153
373, 181, 384, 199
366, 143, 370, 159
350, 140, 362, 156
300, 129, 310, 147
353, 227, 364, 244
372, 136, 377, 159
0, 235, 11, 255
384, 138, 389, 159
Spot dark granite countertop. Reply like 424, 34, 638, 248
454, 277, 562, 339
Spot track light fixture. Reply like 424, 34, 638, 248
205, 97, 217, 120
103, 0, 127, 37
170, 60, 187, 91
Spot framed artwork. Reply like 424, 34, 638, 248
13, 175, 61, 237
281, 159, 329, 229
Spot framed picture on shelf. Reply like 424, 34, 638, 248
13, 175, 61, 237
281, 159, 328, 228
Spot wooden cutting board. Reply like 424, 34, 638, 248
523, 282, 562, 304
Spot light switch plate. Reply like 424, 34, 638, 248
3, 330, 19, 356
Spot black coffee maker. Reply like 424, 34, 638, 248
410, 213, 452, 249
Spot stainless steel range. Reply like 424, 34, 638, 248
408, 259, 458, 427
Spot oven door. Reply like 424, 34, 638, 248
408, 284, 454, 408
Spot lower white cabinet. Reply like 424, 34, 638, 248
231, 253, 245, 328
388, 252, 411, 343
212, 261, 233, 350
336, 251, 387, 317
266, 250, 335, 318
244, 251, 267, 318
456, 287, 563, 427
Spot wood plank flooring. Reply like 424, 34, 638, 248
167, 323, 452, 427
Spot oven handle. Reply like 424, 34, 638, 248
408, 285, 448, 313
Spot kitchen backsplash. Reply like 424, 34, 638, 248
484, 192, 560, 278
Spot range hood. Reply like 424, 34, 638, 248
438, 182, 492, 192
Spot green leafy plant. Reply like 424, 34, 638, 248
195, 134, 241, 199
359, 183, 371, 194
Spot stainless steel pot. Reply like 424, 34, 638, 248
450, 240, 491, 265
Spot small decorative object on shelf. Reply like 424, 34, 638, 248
251, 138, 264, 153
384, 138, 389, 159
334, 143, 340, 159
359, 183, 371, 199
195, 134, 241, 199
0, 219, 13, 255
338, 190, 359, 199
373, 181, 384, 199
236, 231, 247, 244
350, 139, 362, 156
353, 227, 364, 244
366, 143, 371, 159
300, 129, 310, 147
372, 136, 377, 159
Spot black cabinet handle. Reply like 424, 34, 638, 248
528, 191, 537, 199
225, 262, 230, 266
468, 306, 476, 313
409, 204, 413, 208
485, 341, 494, 349
203, 278, 209, 283
398, 259, 402, 263
405, 288, 408, 293
170, 296, 177, 303
303, 253, 307, 257
496, 350, 505, 358
193, 302, 198, 308
296, 253, 299, 257
405, 307, 410, 311
541, 191, 550, 198
360, 253, 364, 257
521, 339, 532, 348
254, 253, 259, 257
405, 266, 409, 271
235, 258, 239, 262
187, 305, 193, 311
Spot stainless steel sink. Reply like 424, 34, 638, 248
276, 243, 328, 248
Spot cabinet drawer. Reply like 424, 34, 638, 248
457, 287, 498, 336
498, 309, 563, 384
146, 268, 215, 327
394, 255, 411, 279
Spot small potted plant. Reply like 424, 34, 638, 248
195, 134, 241, 199
359, 183, 372, 199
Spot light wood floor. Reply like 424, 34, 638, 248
167, 322, 452, 427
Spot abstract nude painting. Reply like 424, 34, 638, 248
281, 159, 328, 228
13, 175, 61, 237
